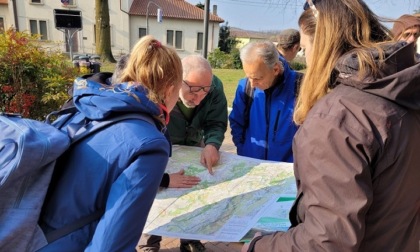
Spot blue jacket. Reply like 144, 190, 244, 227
229, 58, 299, 162
39, 73, 170, 251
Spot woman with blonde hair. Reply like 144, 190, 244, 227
243, 0, 420, 251
38, 35, 183, 251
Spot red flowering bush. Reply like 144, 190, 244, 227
0, 28, 79, 119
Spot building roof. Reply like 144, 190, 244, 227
0, 0, 8, 5
129, 0, 224, 23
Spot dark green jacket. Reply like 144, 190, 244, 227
168, 75, 228, 149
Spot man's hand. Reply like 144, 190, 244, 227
200, 144, 220, 175
241, 232, 262, 252
168, 169, 201, 188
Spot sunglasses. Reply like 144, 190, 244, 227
401, 31, 420, 39
183, 80, 213, 93
303, 0, 319, 18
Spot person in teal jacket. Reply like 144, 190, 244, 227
38, 36, 183, 252
229, 40, 300, 162
138, 55, 228, 252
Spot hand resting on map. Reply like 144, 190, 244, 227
168, 169, 201, 188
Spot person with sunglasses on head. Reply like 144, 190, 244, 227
392, 14, 420, 59
138, 54, 228, 252
229, 40, 301, 163
242, 0, 420, 251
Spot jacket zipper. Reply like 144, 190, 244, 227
272, 110, 281, 142
264, 94, 272, 160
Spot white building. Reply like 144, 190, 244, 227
0, 0, 224, 58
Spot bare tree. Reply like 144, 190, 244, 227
95, 0, 116, 63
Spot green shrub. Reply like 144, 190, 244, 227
230, 48, 242, 70
290, 61, 307, 71
0, 28, 78, 120
208, 48, 242, 69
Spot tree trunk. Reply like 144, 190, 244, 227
95, 0, 116, 63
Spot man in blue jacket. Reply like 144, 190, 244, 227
229, 40, 300, 162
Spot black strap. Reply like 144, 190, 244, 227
294, 72, 304, 96
45, 107, 78, 125
45, 209, 104, 243
241, 78, 254, 144
43, 112, 155, 244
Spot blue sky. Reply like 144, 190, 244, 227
186, 0, 420, 31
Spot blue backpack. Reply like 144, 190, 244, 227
0, 111, 153, 251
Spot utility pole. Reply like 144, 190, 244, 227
203, 0, 210, 58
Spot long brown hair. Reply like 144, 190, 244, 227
119, 35, 182, 104
293, 0, 391, 124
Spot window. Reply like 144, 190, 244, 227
166, 30, 173, 46
166, 30, 183, 49
139, 28, 146, 39
175, 31, 182, 49
0, 17, 4, 34
196, 32, 203, 51
29, 20, 48, 40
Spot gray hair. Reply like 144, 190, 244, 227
240, 41, 279, 69
182, 54, 212, 79
111, 54, 130, 84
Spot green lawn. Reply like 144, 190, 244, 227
213, 69, 244, 107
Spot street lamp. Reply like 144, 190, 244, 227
146, 1, 163, 35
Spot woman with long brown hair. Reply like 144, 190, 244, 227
243, 0, 420, 251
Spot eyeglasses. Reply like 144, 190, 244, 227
401, 31, 420, 40
303, 0, 319, 18
183, 80, 213, 93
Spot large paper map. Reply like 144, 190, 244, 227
143, 145, 296, 242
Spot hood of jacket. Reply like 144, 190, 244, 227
72, 73, 164, 121
334, 42, 420, 110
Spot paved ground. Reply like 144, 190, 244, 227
142, 127, 245, 252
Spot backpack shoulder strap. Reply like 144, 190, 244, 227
69, 113, 155, 144
294, 72, 304, 97
241, 78, 255, 144
44, 210, 104, 243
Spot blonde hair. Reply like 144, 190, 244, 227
293, 0, 391, 124
119, 35, 182, 103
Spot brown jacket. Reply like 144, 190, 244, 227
251, 42, 420, 251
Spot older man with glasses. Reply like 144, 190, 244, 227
169, 55, 228, 175
138, 54, 228, 252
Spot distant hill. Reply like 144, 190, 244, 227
229, 27, 281, 42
